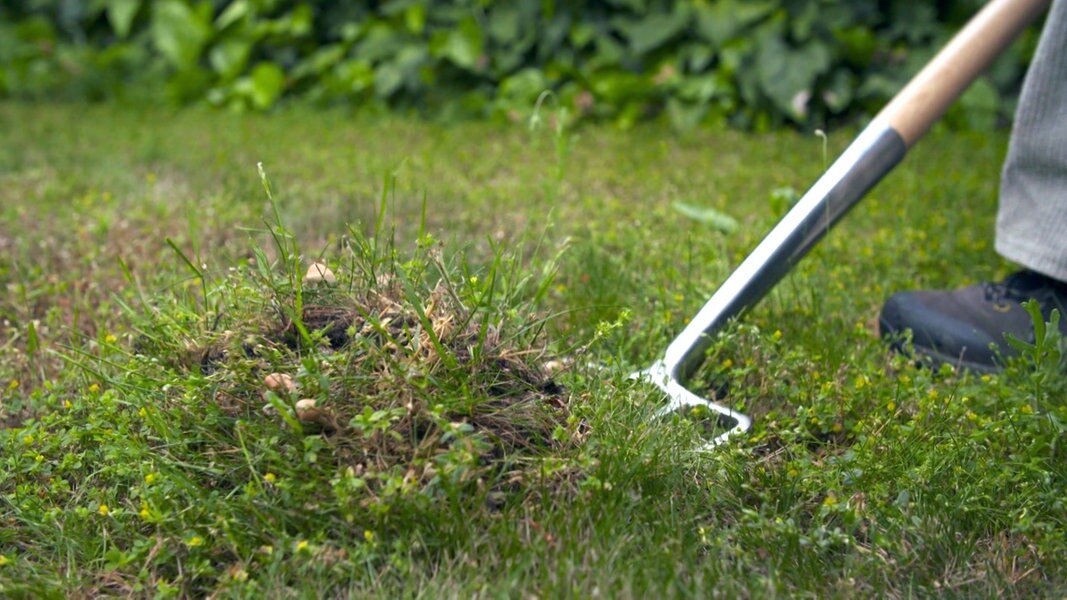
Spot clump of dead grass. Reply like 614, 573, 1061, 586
184, 256, 578, 509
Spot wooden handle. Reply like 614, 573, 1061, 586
879, 0, 1050, 147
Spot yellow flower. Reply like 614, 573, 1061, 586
88, 383, 100, 394
139, 503, 151, 520
98, 504, 110, 516
264, 472, 276, 484
145, 473, 158, 484
0, 555, 9, 566
138, 407, 148, 418
64, 400, 73, 410
886, 401, 896, 412
104, 334, 117, 344
295, 540, 309, 553
7, 379, 18, 391
363, 530, 375, 543
186, 536, 204, 548
1021, 404, 1035, 415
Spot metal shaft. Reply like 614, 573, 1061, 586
664, 122, 906, 381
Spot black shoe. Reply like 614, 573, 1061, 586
879, 270, 1067, 373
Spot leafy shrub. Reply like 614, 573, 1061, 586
0, 0, 1042, 130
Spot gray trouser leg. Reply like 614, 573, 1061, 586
996, 0, 1067, 281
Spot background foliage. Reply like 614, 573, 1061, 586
0, 0, 1043, 129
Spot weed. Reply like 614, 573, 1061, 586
529, 90, 573, 205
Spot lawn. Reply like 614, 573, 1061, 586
1, 102, 1065, 597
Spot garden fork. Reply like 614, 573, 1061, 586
637, 0, 1050, 448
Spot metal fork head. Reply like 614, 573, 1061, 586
634, 359, 751, 449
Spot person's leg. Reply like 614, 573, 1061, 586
996, 0, 1067, 281
878, 0, 1067, 372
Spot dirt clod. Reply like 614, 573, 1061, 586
303, 262, 336, 285
263, 372, 296, 395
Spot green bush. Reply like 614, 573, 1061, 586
0, 0, 1042, 130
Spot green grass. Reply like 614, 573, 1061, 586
1, 102, 1066, 597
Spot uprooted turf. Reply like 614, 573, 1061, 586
1, 103, 1066, 597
